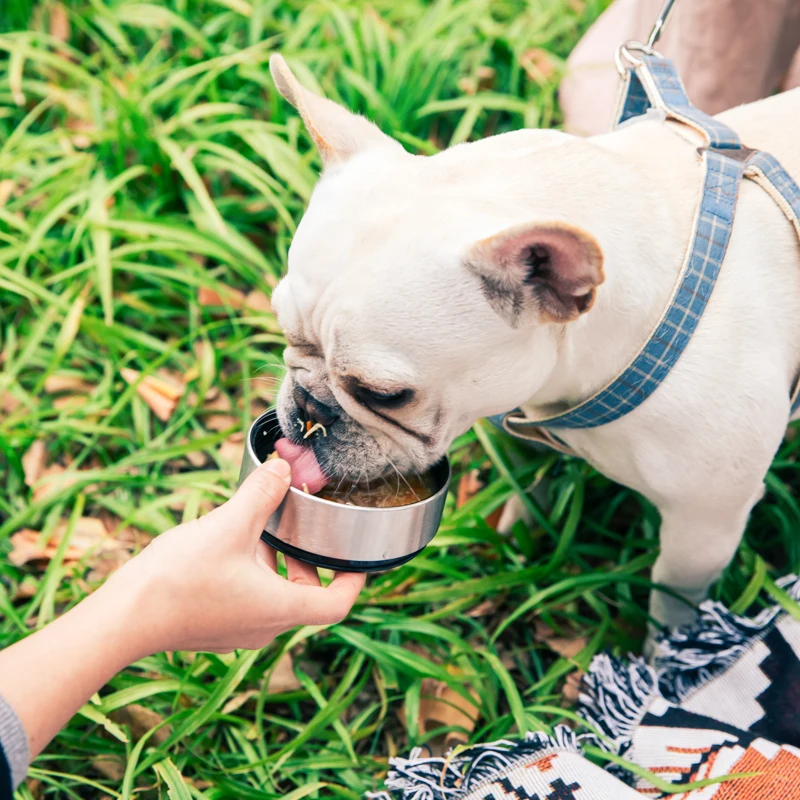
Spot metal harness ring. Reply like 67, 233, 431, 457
614, 40, 660, 78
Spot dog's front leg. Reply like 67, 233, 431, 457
649, 486, 765, 629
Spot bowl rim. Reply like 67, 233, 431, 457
246, 410, 452, 514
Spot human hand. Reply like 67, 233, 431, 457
0, 459, 365, 761
102, 458, 366, 656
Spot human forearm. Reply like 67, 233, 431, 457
0, 579, 148, 759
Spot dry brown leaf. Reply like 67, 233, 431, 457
115, 525, 153, 550
244, 290, 272, 313
8, 531, 48, 568
203, 385, 220, 402
485, 501, 506, 531
386, 576, 417, 599
85, 548, 132, 582
193, 339, 214, 361
249, 399, 270, 420
499, 648, 517, 671
402, 640, 435, 659
562, 670, 585, 706
49, 3, 70, 41
204, 392, 231, 411
221, 689, 259, 715
0, 180, 15, 208
110, 704, 171, 745
156, 369, 186, 400
219, 436, 245, 465
203, 391, 237, 431
534, 622, 587, 660
22, 440, 47, 487
520, 48, 556, 81
44, 374, 94, 394
545, 637, 588, 659
458, 77, 477, 96
13, 577, 39, 601
65, 118, 95, 133
56, 517, 108, 554
91, 755, 126, 781
198, 285, 245, 308
9, 517, 123, 568
456, 469, 482, 509
31, 464, 79, 504
52, 394, 89, 411
475, 65, 495, 90
180, 438, 208, 468
417, 678, 480, 752
466, 597, 498, 618
0, 392, 21, 415
24, 777, 42, 800
206, 414, 238, 431
121, 368, 185, 422
266, 652, 302, 694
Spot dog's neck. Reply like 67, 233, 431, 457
519, 121, 704, 416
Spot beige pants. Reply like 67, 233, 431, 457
561, 0, 800, 137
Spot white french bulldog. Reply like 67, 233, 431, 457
268, 53, 800, 629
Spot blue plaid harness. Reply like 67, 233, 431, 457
491, 52, 800, 456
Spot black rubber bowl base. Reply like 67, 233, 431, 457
260, 530, 424, 573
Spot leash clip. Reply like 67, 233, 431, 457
647, 0, 678, 48
615, 0, 678, 77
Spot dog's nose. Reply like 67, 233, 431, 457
293, 385, 338, 428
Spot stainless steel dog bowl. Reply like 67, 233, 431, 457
238, 409, 451, 572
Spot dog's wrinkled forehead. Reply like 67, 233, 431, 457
275, 152, 503, 351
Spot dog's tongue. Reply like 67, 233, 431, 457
274, 438, 329, 494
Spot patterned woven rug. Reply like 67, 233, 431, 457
373, 575, 800, 800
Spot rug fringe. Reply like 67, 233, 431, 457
655, 573, 800, 702
368, 727, 581, 800
578, 654, 659, 755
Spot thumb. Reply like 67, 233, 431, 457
219, 458, 292, 541
287, 571, 367, 626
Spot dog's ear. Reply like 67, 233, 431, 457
465, 221, 604, 327
270, 54, 402, 167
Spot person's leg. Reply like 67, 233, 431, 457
783, 45, 800, 92
561, 0, 800, 136
654, 0, 800, 114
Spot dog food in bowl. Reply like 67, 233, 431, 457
267, 449, 436, 507
316, 473, 437, 508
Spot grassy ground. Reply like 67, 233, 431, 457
2, 1, 800, 798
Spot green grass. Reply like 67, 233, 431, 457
1, 1, 799, 797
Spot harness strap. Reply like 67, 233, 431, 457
613, 54, 741, 150
494, 53, 800, 452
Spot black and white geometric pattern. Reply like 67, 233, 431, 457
378, 576, 800, 800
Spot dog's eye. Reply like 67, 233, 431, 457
356, 387, 413, 409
